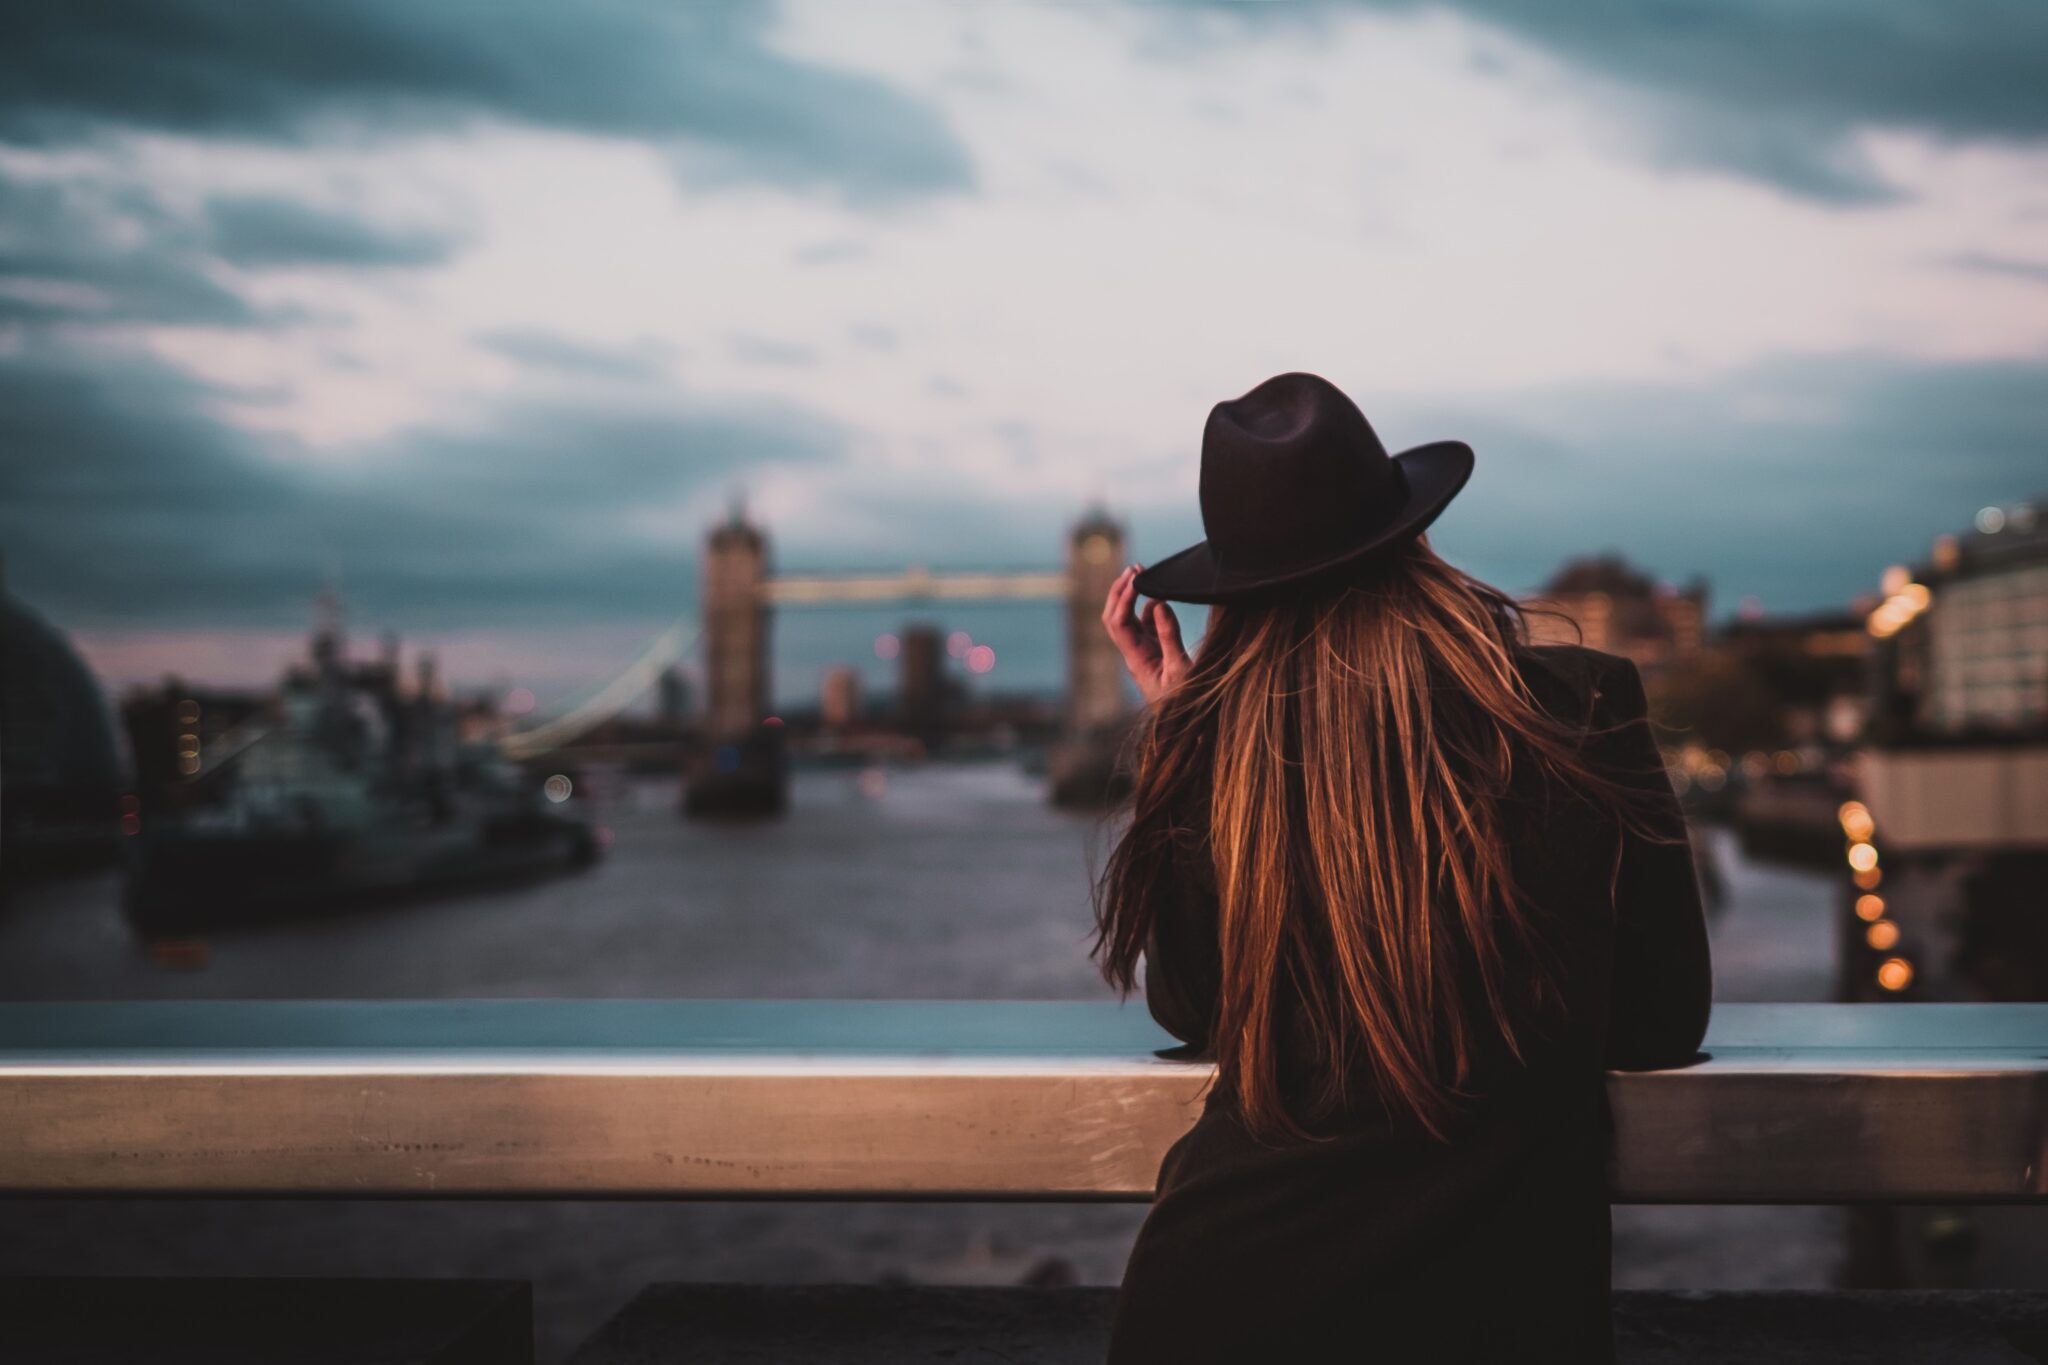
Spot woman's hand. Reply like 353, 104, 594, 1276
1102, 564, 1191, 705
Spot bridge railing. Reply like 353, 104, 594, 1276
2, 1001, 2042, 1203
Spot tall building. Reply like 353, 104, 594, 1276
1523, 555, 1707, 677
123, 681, 266, 806
1065, 509, 1129, 734
655, 665, 691, 726
898, 623, 944, 740
1852, 499, 2048, 1008
820, 665, 863, 730
1714, 611, 1870, 747
702, 507, 770, 739
2, 584, 127, 873
1870, 498, 2048, 742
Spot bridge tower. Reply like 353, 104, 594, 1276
702, 507, 770, 738
1065, 509, 1128, 734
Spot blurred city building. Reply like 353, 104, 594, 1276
1658, 608, 1872, 776
655, 665, 692, 727
819, 666, 863, 732
1869, 500, 2048, 741
897, 623, 946, 742
1841, 498, 2048, 1001
1523, 555, 1708, 679
1713, 612, 1870, 747
124, 682, 266, 809
0, 578, 127, 879
1859, 498, 2048, 861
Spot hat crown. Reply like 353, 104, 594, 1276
1198, 372, 1401, 578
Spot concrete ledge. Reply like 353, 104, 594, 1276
1613, 1290, 2048, 1364
568, 1285, 2048, 1364
570, 1284, 1112, 1365
2, 1001, 2044, 1203
2, 1276, 532, 1365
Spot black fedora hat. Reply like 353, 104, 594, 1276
1133, 372, 1473, 605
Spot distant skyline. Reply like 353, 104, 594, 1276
5, 1, 2045, 704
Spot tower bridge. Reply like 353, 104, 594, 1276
761, 568, 1069, 606
691, 506, 1133, 812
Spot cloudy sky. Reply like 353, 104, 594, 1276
4, 1, 2045, 705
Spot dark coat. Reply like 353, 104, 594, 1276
1108, 643, 1713, 1365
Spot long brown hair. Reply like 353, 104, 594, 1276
1094, 537, 1674, 1142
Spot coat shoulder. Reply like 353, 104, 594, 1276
1512, 642, 1642, 720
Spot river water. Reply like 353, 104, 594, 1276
0, 762, 1844, 1360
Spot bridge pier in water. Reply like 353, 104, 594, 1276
683, 506, 1133, 816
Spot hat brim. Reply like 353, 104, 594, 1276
1132, 440, 1474, 605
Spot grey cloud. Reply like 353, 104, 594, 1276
993, 419, 1037, 467
0, 173, 476, 329
1166, 1, 2048, 204
0, 176, 259, 327
474, 328, 671, 381
792, 238, 872, 266
1634, 102, 1903, 207
0, 347, 332, 615
729, 333, 819, 367
1390, 352, 2048, 611
9, 339, 2044, 650
1942, 251, 2048, 285
1099, 354, 2048, 615
0, 342, 846, 629
205, 195, 458, 269
847, 323, 897, 351
1455, 0, 2048, 205
786, 478, 1093, 577
3, 1, 974, 204
359, 392, 845, 527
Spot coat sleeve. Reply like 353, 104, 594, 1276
1590, 655, 1714, 1070
1141, 851, 1223, 1054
